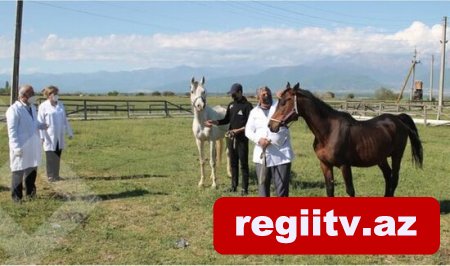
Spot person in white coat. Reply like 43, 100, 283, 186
6, 84, 47, 202
245, 86, 295, 197
38, 85, 73, 182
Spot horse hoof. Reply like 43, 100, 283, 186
211, 184, 217, 189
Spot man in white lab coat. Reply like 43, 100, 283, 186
245, 86, 295, 197
6, 85, 47, 202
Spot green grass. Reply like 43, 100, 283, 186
0, 115, 449, 264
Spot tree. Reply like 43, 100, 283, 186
321, 91, 335, 99
151, 91, 161, 96
374, 87, 398, 100
346, 93, 355, 99
107, 90, 119, 96
162, 91, 175, 96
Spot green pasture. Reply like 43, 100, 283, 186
0, 113, 449, 263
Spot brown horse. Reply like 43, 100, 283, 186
268, 82, 423, 197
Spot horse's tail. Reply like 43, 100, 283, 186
216, 138, 223, 164
397, 113, 423, 168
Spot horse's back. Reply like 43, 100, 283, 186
208, 105, 226, 120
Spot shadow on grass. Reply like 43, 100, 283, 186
440, 200, 450, 214
48, 188, 168, 202
290, 170, 327, 190
78, 174, 169, 181
0, 185, 10, 192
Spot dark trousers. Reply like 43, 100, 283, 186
227, 137, 249, 191
256, 162, 291, 197
46, 143, 62, 179
45, 149, 62, 179
12, 167, 37, 200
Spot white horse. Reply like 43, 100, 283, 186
191, 77, 230, 188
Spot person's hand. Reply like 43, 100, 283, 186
258, 138, 271, 149
204, 120, 216, 127
38, 123, 48, 130
13, 148, 23, 157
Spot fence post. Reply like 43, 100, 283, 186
378, 103, 382, 116
424, 105, 428, 126
83, 100, 87, 120
164, 101, 169, 117
127, 101, 130, 118
148, 104, 152, 114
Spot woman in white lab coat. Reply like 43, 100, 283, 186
6, 84, 47, 202
38, 86, 73, 182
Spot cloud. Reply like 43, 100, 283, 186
0, 21, 446, 73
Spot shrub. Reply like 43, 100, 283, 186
374, 87, 398, 100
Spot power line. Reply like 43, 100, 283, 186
29, 1, 180, 32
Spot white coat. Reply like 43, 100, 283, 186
245, 101, 295, 167
6, 101, 43, 172
37, 100, 73, 151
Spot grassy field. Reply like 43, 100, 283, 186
0, 105, 449, 263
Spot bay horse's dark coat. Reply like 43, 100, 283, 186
269, 83, 423, 197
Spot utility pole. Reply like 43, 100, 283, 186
430, 55, 434, 101
437, 16, 447, 120
410, 48, 420, 101
10, 0, 23, 105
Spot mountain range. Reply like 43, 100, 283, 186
1, 55, 448, 96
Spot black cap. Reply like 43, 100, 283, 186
227, 83, 242, 94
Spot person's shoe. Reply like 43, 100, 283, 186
48, 177, 58, 182
240, 189, 248, 196
12, 196, 22, 203
26, 190, 36, 200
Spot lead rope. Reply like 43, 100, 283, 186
259, 147, 267, 185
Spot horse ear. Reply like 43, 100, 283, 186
201, 76, 205, 85
286, 82, 291, 89
293, 82, 300, 90
191, 77, 195, 85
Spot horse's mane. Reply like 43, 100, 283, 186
295, 88, 356, 122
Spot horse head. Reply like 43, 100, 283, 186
190, 76, 207, 112
268, 82, 300, 132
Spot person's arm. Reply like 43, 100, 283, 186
216, 104, 231, 125
37, 104, 46, 140
205, 103, 231, 127
244, 110, 259, 144
267, 126, 289, 147
6, 107, 22, 156
61, 103, 73, 139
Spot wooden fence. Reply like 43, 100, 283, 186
0, 98, 193, 121
1, 98, 449, 124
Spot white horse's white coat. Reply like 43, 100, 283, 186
191, 77, 229, 188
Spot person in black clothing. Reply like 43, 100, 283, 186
205, 83, 253, 195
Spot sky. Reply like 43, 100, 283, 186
0, 0, 449, 75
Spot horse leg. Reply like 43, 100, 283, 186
209, 140, 217, 188
226, 147, 232, 178
378, 159, 393, 197
390, 154, 403, 196
320, 161, 335, 197
340, 165, 355, 197
196, 139, 206, 187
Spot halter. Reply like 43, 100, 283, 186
192, 95, 206, 108
269, 93, 299, 128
